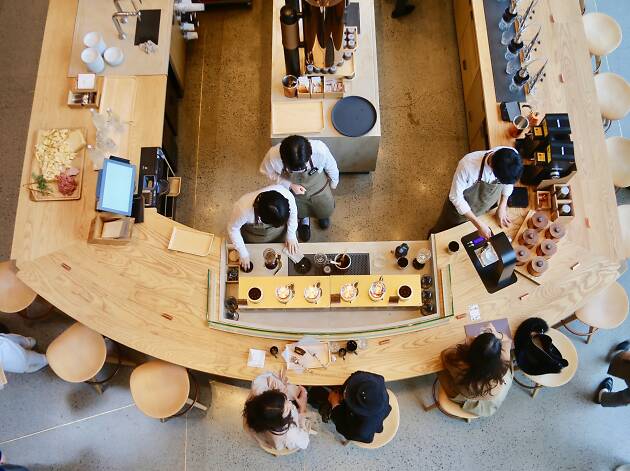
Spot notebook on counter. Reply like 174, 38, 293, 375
464, 318, 512, 340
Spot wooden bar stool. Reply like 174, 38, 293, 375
47, 322, 120, 393
513, 329, 578, 398
349, 389, 400, 448
594, 73, 630, 132
606, 137, 630, 188
259, 444, 299, 457
563, 282, 629, 344
620, 205, 630, 259
583, 13, 622, 74
423, 379, 478, 423
130, 360, 207, 421
0, 260, 52, 321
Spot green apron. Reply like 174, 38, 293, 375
241, 204, 286, 244
284, 157, 335, 220
432, 153, 503, 233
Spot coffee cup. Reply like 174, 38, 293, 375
448, 241, 460, 254
510, 115, 529, 138
334, 253, 351, 270
248, 287, 263, 304
282, 75, 298, 98
398, 285, 413, 301
397, 257, 409, 269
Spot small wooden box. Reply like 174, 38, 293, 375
297, 76, 311, 99
324, 77, 345, 98
310, 76, 324, 99
67, 76, 103, 109
88, 213, 134, 245
536, 190, 551, 210
552, 199, 574, 222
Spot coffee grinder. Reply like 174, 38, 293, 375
516, 113, 577, 185
280, 0, 351, 77
461, 231, 517, 294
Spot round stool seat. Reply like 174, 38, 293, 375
47, 323, 107, 383
524, 329, 578, 388
0, 260, 37, 313
576, 282, 629, 330
595, 73, 630, 121
353, 389, 400, 448
606, 137, 630, 187
259, 443, 299, 456
437, 383, 478, 421
583, 13, 622, 57
130, 360, 190, 419
620, 205, 630, 259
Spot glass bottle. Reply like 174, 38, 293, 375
505, 37, 524, 60
498, 3, 518, 31
509, 68, 530, 93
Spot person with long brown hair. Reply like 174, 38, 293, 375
438, 323, 513, 417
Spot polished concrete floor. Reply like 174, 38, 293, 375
2, 0, 630, 470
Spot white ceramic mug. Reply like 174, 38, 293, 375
104, 47, 124, 67
83, 32, 106, 55
81, 48, 105, 74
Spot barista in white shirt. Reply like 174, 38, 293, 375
260, 136, 339, 242
430, 147, 523, 239
227, 185, 299, 270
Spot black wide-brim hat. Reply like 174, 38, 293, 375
343, 371, 389, 416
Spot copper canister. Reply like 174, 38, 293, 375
528, 211, 549, 231
514, 246, 531, 266
527, 256, 549, 277
546, 222, 566, 240
519, 228, 539, 248
537, 239, 558, 259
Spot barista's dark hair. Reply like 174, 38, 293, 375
491, 148, 523, 184
279, 135, 312, 171
254, 190, 290, 228
243, 389, 295, 434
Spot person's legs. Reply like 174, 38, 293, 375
23, 350, 48, 373
4, 334, 36, 350
600, 387, 630, 407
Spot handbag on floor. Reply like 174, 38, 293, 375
514, 317, 569, 375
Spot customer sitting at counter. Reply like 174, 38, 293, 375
228, 185, 299, 269
430, 147, 523, 239
259, 135, 339, 242
243, 371, 311, 451
308, 371, 391, 443
438, 323, 513, 417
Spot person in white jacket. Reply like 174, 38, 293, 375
260, 136, 339, 242
0, 324, 48, 389
243, 371, 310, 451
227, 185, 299, 270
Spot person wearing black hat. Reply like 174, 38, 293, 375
309, 371, 391, 443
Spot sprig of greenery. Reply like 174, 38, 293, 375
28, 172, 52, 194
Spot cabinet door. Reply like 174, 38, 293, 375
458, 19, 480, 100
465, 70, 485, 137
469, 119, 489, 151
453, 0, 473, 43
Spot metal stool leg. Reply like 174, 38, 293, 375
562, 318, 598, 344
85, 341, 123, 394
162, 372, 207, 422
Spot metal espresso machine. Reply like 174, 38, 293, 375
516, 113, 577, 185
461, 231, 518, 294
280, 0, 353, 77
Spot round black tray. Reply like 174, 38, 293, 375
331, 96, 377, 137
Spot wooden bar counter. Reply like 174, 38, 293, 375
10, 0, 625, 385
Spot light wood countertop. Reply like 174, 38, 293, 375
10, 0, 624, 385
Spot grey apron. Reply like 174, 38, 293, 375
432, 153, 503, 233
284, 157, 335, 220
241, 205, 286, 244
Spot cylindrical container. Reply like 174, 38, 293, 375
514, 246, 531, 266
510, 115, 529, 138
546, 222, 567, 240
398, 285, 412, 301
448, 241, 460, 254
559, 204, 572, 216
263, 248, 278, 269
83, 32, 106, 55
247, 287, 263, 304
528, 256, 549, 277
556, 186, 570, 199
421, 275, 433, 289
519, 228, 539, 248
528, 111, 542, 127
394, 243, 409, 258
537, 239, 558, 259
282, 75, 298, 98
528, 211, 549, 231
397, 257, 409, 269
280, 6, 301, 78
81, 47, 105, 74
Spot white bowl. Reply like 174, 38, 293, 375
104, 47, 124, 67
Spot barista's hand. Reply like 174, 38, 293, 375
328, 389, 342, 408
476, 222, 493, 240
290, 183, 306, 195
296, 385, 308, 413
285, 239, 299, 255
497, 206, 512, 227
240, 256, 251, 271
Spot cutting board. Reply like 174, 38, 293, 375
272, 101, 325, 135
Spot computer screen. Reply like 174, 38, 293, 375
96, 158, 136, 216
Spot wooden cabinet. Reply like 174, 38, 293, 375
453, 0, 488, 152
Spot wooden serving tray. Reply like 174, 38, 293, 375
29, 128, 86, 201
238, 276, 331, 309
329, 275, 423, 308
272, 101, 324, 135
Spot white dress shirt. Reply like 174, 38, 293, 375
449, 146, 515, 216
244, 372, 310, 451
227, 185, 298, 260
259, 140, 340, 189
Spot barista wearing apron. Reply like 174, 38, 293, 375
430, 147, 523, 239
260, 136, 339, 242
227, 185, 299, 269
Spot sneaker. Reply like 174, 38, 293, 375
615, 340, 630, 352
392, 5, 415, 18
318, 218, 331, 230
298, 223, 311, 242
594, 377, 613, 404
25, 337, 37, 349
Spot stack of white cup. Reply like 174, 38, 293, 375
81, 32, 124, 73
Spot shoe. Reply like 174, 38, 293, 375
615, 340, 630, 352
594, 377, 613, 404
391, 5, 415, 18
25, 337, 37, 349
319, 402, 332, 423
298, 222, 311, 242
318, 218, 331, 230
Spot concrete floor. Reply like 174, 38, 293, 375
1, 0, 630, 470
